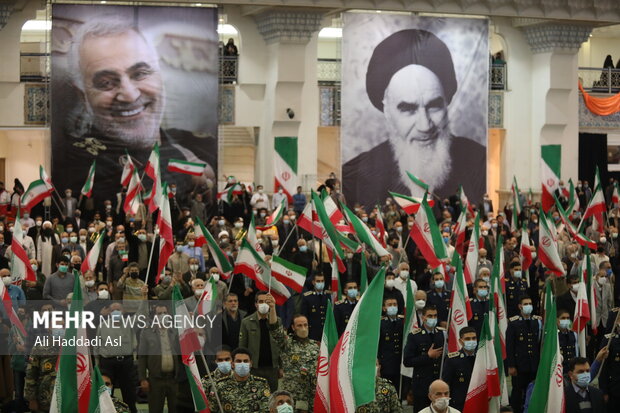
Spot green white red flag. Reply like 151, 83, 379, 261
246, 214, 266, 258
145, 143, 162, 213
322, 193, 352, 234
573, 280, 590, 357
374, 206, 387, 248
448, 257, 472, 352
167, 158, 206, 176
554, 198, 597, 250
88, 366, 116, 413
120, 153, 135, 187
454, 208, 468, 257
400, 277, 415, 378
329, 268, 386, 412
0, 274, 27, 336
520, 225, 532, 271
194, 217, 233, 277
80, 160, 96, 198
389, 191, 435, 215
81, 231, 104, 274
274, 137, 298, 203
154, 183, 174, 283
581, 166, 606, 230
311, 191, 344, 259
10, 213, 35, 283
463, 213, 480, 284
582, 249, 598, 334
256, 198, 286, 230
538, 210, 566, 276
21, 179, 50, 212
409, 193, 446, 268
406, 171, 429, 192
490, 236, 507, 359
613, 181, 620, 207
342, 205, 389, 257
459, 185, 475, 217
271, 255, 307, 292
541, 145, 561, 212
568, 179, 580, 216
216, 184, 243, 204
197, 277, 219, 316
314, 300, 338, 413
511, 176, 523, 215
527, 283, 565, 413
123, 169, 142, 215
462, 314, 501, 413
233, 239, 290, 305
40, 165, 54, 191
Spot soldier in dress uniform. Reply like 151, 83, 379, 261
269, 314, 319, 412
505, 295, 542, 413
300, 273, 331, 341
378, 297, 404, 394
403, 305, 446, 413
426, 271, 450, 325
505, 262, 528, 318
441, 326, 477, 412
469, 279, 490, 337
557, 308, 579, 373
334, 280, 359, 336
24, 329, 62, 412
355, 364, 403, 413
208, 347, 271, 413
600, 314, 620, 412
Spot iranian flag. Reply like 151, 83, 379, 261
400, 277, 416, 378
510, 182, 520, 233
10, 213, 35, 283
374, 206, 387, 248
613, 181, 620, 207
40, 165, 54, 191
234, 239, 290, 305
568, 179, 580, 216
541, 145, 561, 212
274, 137, 298, 203
582, 249, 599, 334
462, 314, 501, 413
123, 169, 142, 215
120, 154, 135, 187
555, 198, 597, 250
538, 210, 565, 276
528, 283, 565, 413
172, 286, 210, 413
322, 193, 352, 234
329, 268, 386, 412
145, 143, 162, 213
342, 204, 389, 257
490, 236, 507, 360
154, 183, 174, 284
448, 257, 472, 352
520, 225, 533, 271
581, 167, 606, 230
406, 171, 429, 193
409, 193, 446, 268
88, 366, 116, 413
50, 273, 91, 413
256, 198, 286, 230
197, 277, 219, 316
167, 159, 206, 176
463, 213, 480, 285
311, 191, 344, 259
454, 208, 468, 257
512, 176, 523, 215
271, 255, 307, 292
21, 179, 51, 212
194, 217, 233, 277
390, 191, 435, 215
216, 184, 243, 204
314, 300, 338, 413
0, 276, 27, 337
80, 161, 96, 198
459, 185, 475, 217
81, 231, 104, 274
573, 281, 590, 358
247, 214, 266, 258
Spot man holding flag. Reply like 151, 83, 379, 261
442, 326, 477, 412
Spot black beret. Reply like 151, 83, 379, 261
366, 29, 457, 112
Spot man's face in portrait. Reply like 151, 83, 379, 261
79, 29, 164, 148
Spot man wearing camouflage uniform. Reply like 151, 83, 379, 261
355, 368, 402, 413
201, 346, 232, 391
101, 373, 131, 413
208, 347, 270, 413
270, 312, 319, 412
24, 330, 61, 412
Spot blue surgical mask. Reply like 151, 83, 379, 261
234, 362, 250, 377
576, 372, 591, 388
315, 282, 325, 291
559, 319, 571, 330
299, 245, 308, 252
61, 237, 68, 244
58, 265, 68, 273
443, 236, 449, 243
434, 280, 445, 289
463, 340, 477, 352
277, 403, 294, 413
522, 304, 533, 315
425, 318, 438, 329
217, 361, 232, 375
513, 270, 522, 279
347, 288, 358, 299
607, 269, 613, 276
477, 289, 488, 298
386, 306, 398, 316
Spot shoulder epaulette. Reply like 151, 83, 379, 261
533, 315, 542, 320
252, 375, 268, 382
303, 291, 313, 296
448, 351, 461, 358
398, 314, 405, 319
381, 316, 388, 320
335, 300, 344, 305
412, 328, 422, 334
509, 315, 520, 322
437, 327, 446, 331
216, 375, 231, 383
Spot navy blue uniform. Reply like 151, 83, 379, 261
403, 327, 446, 413
334, 299, 358, 336
505, 277, 528, 318
441, 349, 476, 412
469, 298, 489, 338
558, 329, 578, 372
600, 332, 620, 413
426, 289, 450, 323
300, 290, 331, 341
378, 315, 404, 393
506, 315, 542, 413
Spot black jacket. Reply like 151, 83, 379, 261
564, 382, 604, 413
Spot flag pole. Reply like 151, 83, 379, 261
595, 307, 620, 379
144, 231, 158, 286
198, 350, 224, 413
439, 305, 452, 379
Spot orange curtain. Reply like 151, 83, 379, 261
579, 82, 620, 116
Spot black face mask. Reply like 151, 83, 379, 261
130, 272, 139, 279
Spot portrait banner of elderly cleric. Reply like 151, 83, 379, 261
51, 5, 218, 207
341, 14, 488, 209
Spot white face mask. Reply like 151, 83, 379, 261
415, 300, 426, 310
85, 280, 95, 288
211, 273, 220, 282
433, 397, 450, 411
98, 290, 110, 300
399, 270, 409, 279
257, 303, 270, 314
385, 279, 395, 288
194, 288, 205, 297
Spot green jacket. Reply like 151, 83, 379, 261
238, 312, 280, 368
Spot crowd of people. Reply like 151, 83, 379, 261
1, 173, 620, 413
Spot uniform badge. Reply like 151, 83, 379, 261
459, 377, 464, 382
44, 361, 53, 371
251, 387, 257, 393
519, 337, 524, 341
264, 389, 271, 397
381, 387, 388, 395
224, 403, 233, 411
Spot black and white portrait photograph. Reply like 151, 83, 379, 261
341, 13, 488, 209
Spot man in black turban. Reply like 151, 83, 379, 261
342, 29, 486, 209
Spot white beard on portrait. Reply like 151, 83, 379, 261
389, 126, 453, 198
